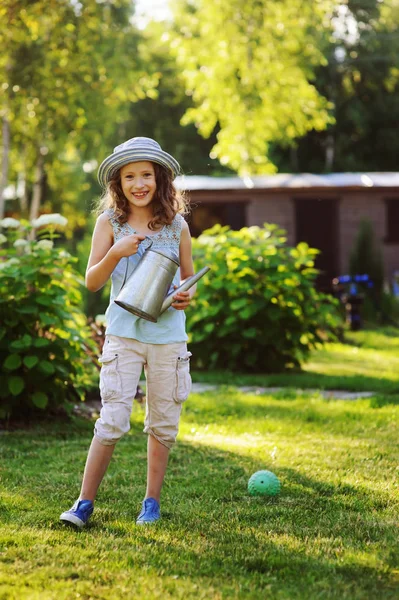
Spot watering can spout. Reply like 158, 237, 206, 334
160, 266, 211, 314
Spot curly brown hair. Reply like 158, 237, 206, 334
96, 163, 189, 231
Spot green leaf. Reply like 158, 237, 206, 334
5, 318, 18, 327
8, 376, 25, 396
33, 338, 51, 348
18, 305, 39, 314
10, 335, 33, 350
31, 392, 48, 409
230, 298, 248, 311
39, 313, 58, 326
19, 264, 36, 274
55, 365, 69, 378
38, 360, 56, 375
242, 327, 257, 338
23, 355, 39, 369
3, 353, 22, 370
240, 307, 255, 320
37, 296, 53, 306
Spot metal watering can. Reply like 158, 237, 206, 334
114, 238, 210, 322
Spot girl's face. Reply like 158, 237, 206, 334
120, 161, 157, 209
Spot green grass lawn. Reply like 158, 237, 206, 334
192, 326, 399, 395
1, 329, 399, 599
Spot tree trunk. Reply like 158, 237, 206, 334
0, 116, 11, 221
18, 147, 29, 215
325, 134, 335, 172
29, 152, 45, 222
290, 146, 299, 172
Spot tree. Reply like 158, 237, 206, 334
169, 0, 335, 175
116, 20, 234, 176
278, 0, 399, 172
0, 0, 157, 220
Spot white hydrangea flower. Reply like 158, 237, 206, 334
0, 234, 7, 244
14, 239, 29, 248
31, 213, 68, 228
36, 239, 54, 250
0, 257, 20, 269
0, 218, 21, 228
59, 250, 71, 258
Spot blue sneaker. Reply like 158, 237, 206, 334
136, 497, 160, 525
60, 499, 94, 529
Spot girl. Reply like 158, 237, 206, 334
60, 137, 195, 528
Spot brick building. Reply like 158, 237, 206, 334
178, 173, 399, 289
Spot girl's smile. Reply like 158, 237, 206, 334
120, 161, 157, 207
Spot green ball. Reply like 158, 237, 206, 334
248, 470, 281, 497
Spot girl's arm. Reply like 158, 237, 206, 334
85, 213, 145, 292
172, 219, 196, 309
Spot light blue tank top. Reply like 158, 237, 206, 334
104, 209, 188, 344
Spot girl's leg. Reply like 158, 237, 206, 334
79, 437, 116, 502
145, 435, 169, 503
83, 336, 145, 503
143, 341, 188, 507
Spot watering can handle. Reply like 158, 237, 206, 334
120, 236, 153, 289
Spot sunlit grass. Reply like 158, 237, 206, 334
193, 327, 399, 393
305, 342, 399, 379
1, 328, 399, 599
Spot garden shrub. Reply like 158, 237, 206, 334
348, 219, 399, 325
75, 229, 110, 318
0, 216, 98, 420
349, 219, 384, 307
187, 224, 341, 372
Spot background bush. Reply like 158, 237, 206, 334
0, 220, 98, 421
75, 227, 110, 318
349, 219, 384, 309
187, 224, 341, 372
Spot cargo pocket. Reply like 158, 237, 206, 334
173, 351, 192, 404
99, 351, 121, 402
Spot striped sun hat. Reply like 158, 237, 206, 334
97, 137, 181, 188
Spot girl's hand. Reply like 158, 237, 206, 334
111, 234, 146, 260
171, 287, 191, 310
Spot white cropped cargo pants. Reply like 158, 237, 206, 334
94, 334, 192, 449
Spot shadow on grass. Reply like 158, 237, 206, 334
1, 418, 398, 599
369, 395, 399, 408
192, 369, 399, 394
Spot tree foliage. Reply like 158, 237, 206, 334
111, 20, 233, 176
0, 0, 157, 220
169, 0, 335, 175
279, 0, 399, 172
